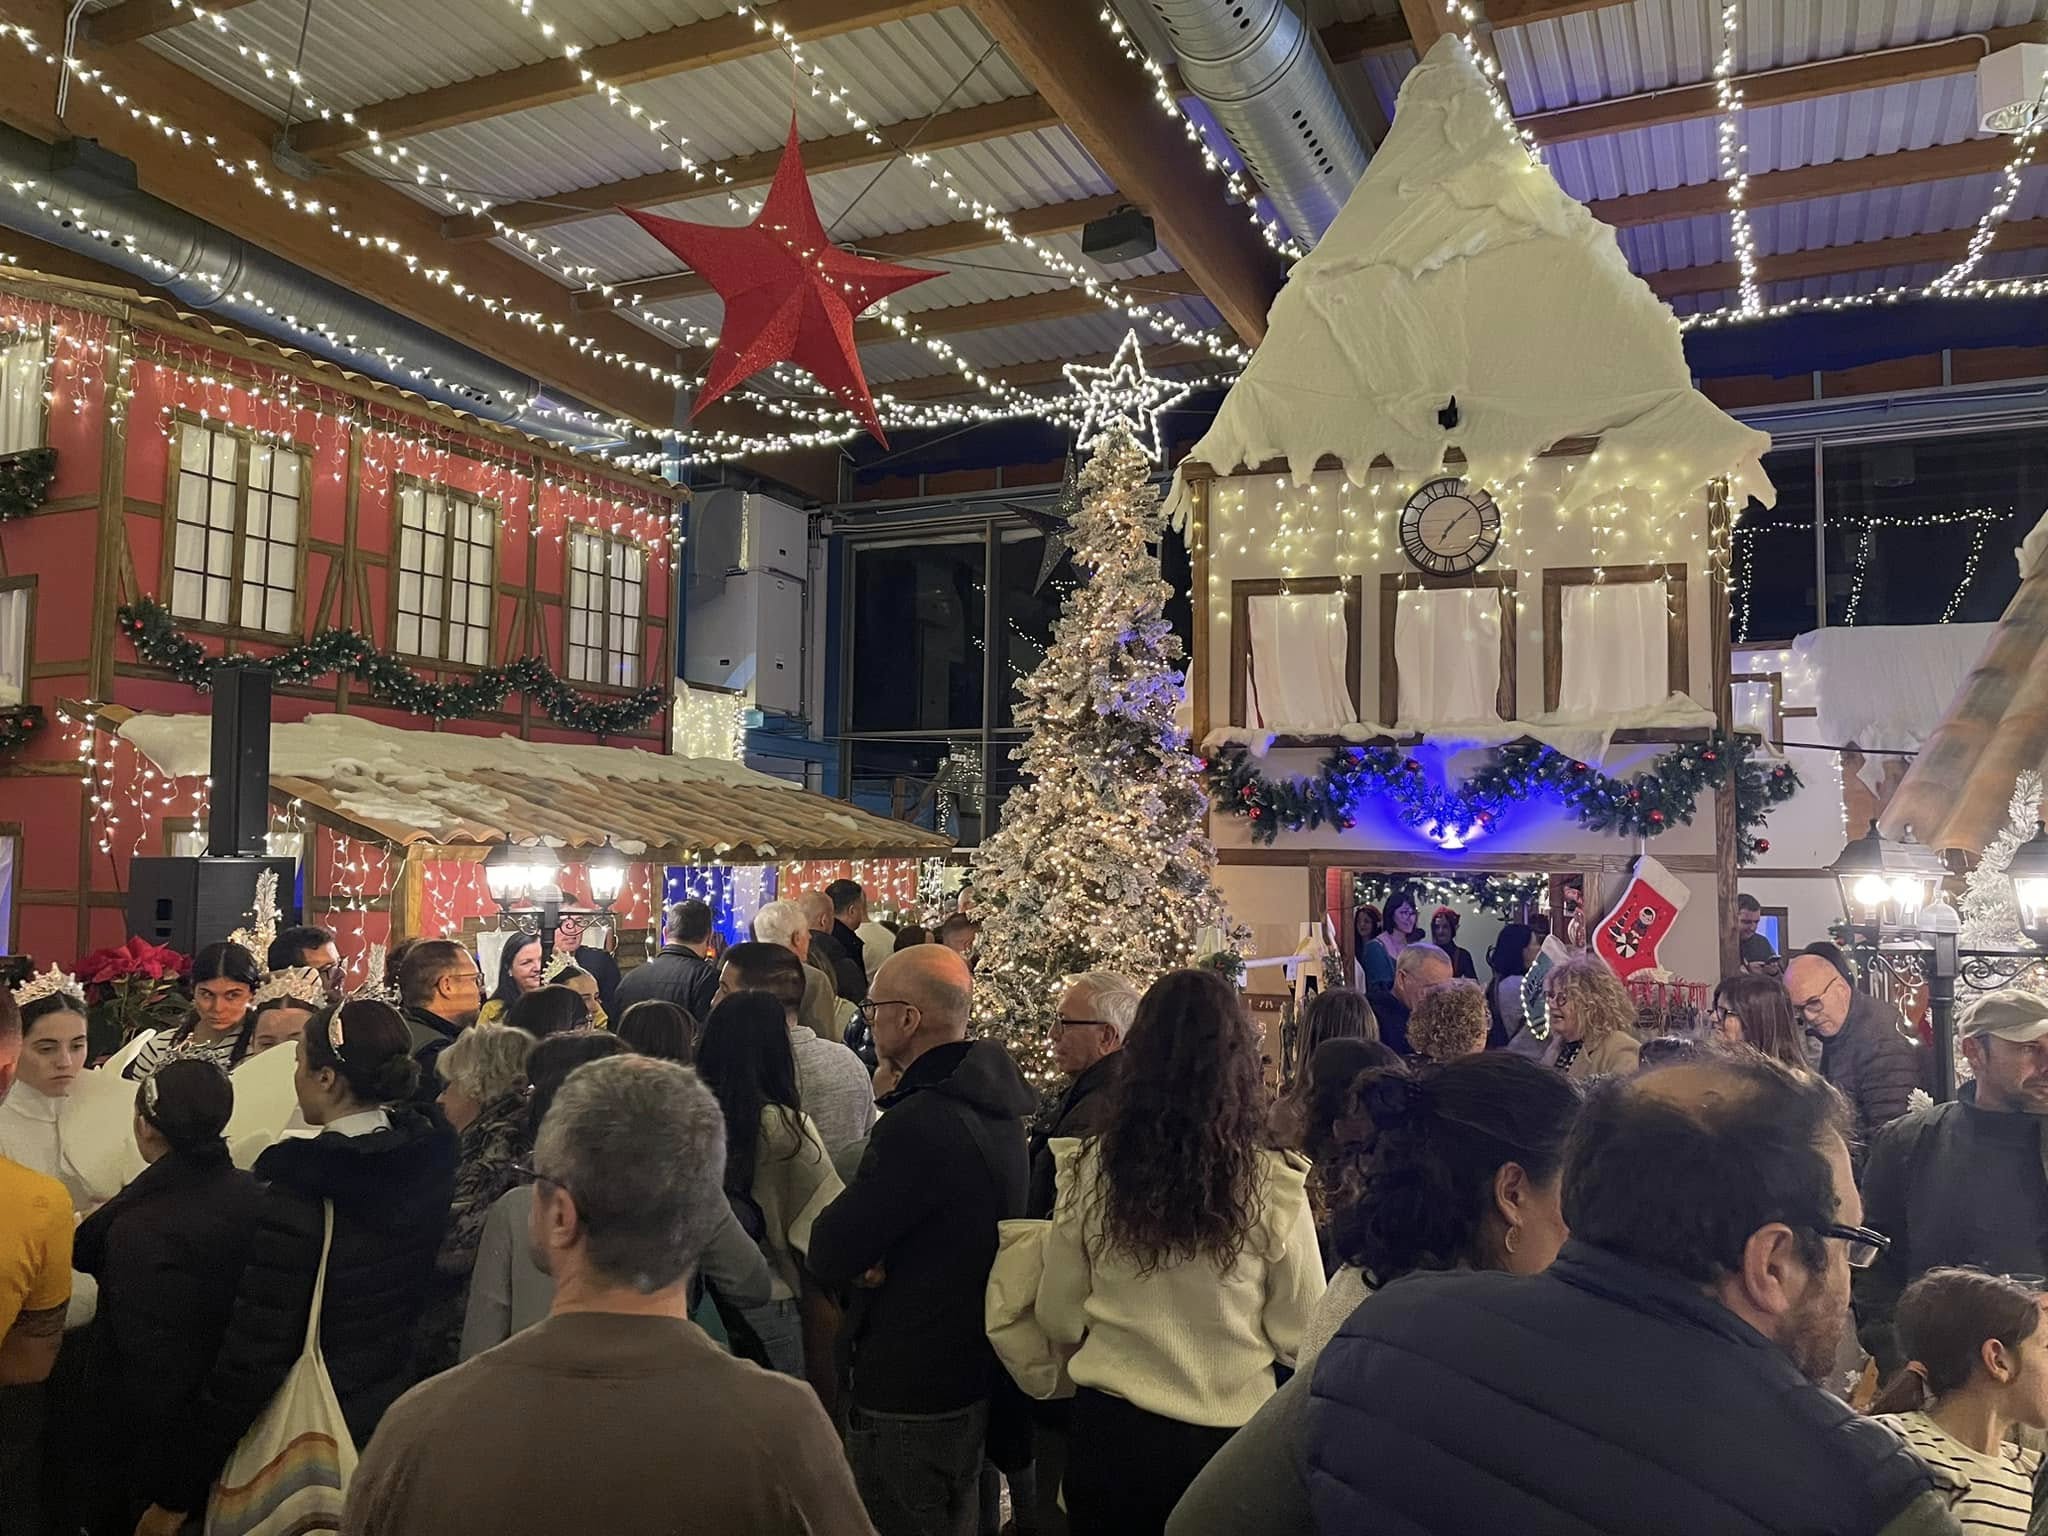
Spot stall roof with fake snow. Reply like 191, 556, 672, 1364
1167, 39, 1771, 523
114, 710, 951, 863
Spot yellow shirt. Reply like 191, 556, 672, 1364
0, 1154, 72, 1341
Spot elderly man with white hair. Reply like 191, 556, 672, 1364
754, 897, 851, 1045
1370, 942, 1454, 1057
1027, 971, 1139, 1220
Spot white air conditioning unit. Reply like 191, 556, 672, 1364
1978, 42, 2047, 134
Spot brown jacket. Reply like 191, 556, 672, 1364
1544, 1026, 1642, 1081
342, 1311, 875, 1536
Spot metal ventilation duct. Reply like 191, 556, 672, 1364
0, 125, 626, 452
1143, 0, 1370, 245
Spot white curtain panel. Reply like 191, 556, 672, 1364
0, 337, 45, 456
0, 586, 25, 708
1558, 579, 1669, 715
1396, 587, 1501, 723
1247, 589, 1357, 732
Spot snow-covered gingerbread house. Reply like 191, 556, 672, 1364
1171, 41, 1781, 985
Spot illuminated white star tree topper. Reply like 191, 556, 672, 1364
1063, 329, 1194, 464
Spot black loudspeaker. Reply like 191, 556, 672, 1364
209, 663, 272, 857
127, 856, 300, 957
1081, 205, 1156, 265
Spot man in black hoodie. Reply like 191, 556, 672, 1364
612, 898, 721, 1024
809, 944, 1034, 1536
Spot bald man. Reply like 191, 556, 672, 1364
808, 945, 1036, 1536
1783, 950, 1921, 1151
800, 889, 868, 1004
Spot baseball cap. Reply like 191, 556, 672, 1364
1956, 991, 2048, 1044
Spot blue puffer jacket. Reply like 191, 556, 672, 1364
1307, 1241, 1934, 1536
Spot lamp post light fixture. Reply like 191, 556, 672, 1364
585, 837, 629, 914
483, 838, 567, 963
1829, 821, 1948, 942
2004, 822, 2048, 948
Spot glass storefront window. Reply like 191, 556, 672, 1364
1732, 447, 1819, 644
847, 536, 986, 733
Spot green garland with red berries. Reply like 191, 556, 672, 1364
117, 595, 665, 737
0, 704, 43, 754
1205, 731, 1798, 864
0, 448, 58, 523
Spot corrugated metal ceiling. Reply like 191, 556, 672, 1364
117, 0, 2048, 400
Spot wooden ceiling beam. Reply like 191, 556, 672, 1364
1646, 218, 2048, 300
88, 0, 261, 45
846, 270, 1205, 344
447, 94, 1061, 241
0, 0, 679, 430
1396, 0, 1447, 59
1319, 14, 1414, 61
1530, 24, 2047, 144
574, 192, 1126, 309
1591, 138, 2017, 229
1484, 0, 1637, 23
289, 0, 951, 163
880, 342, 1210, 400
959, 0, 1285, 344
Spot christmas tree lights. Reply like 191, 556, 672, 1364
971, 419, 1245, 1087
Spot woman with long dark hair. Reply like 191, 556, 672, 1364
73, 1060, 263, 1534
1484, 922, 1539, 1051
1870, 1268, 2048, 1532
616, 998, 695, 1062
503, 982, 589, 1040
1349, 905, 1381, 990
477, 931, 543, 1026
138, 1001, 457, 1533
1358, 890, 1419, 994
1270, 989, 1379, 1150
1709, 972, 1810, 1070
1037, 968, 1324, 1535
694, 991, 842, 1381
128, 941, 263, 1080
1167, 1055, 1582, 1536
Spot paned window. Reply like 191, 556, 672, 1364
396, 482, 496, 665
168, 421, 303, 633
567, 526, 645, 687
0, 335, 45, 454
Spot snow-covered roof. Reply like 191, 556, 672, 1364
1168, 39, 1771, 523
116, 711, 951, 862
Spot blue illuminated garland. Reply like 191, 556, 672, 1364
1203, 732, 1798, 864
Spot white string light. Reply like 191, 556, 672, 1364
1712, 0, 1761, 316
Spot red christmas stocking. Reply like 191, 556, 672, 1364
1592, 855, 1689, 980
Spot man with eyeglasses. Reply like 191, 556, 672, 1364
1305, 1055, 1959, 1536
1027, 972, 1138, 1220
1857, 990, 2048, 1377
1784, 948, 1923, 1153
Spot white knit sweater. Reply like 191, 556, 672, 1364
1036, 1138, 1325, 1428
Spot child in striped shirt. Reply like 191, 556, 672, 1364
1872, 1267, 2047, 1534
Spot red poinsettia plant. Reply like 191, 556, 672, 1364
76, 936, 194, 1057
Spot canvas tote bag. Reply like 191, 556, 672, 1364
206, 1200, 358, 1536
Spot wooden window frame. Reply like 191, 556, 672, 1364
389, 473, 502, 667
1541, 563, 1690, 714
1378, 571, 1518, 724
1760, 904, 1791, 955
0, 332, 51, 455
158, 412, 311, 642
1228, 576, 1363, 742
1730, 669, 1785, 747
0, 819, 19, 956
564, 523, 652, 694
0, 574, 36, 704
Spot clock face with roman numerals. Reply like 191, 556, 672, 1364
1399, 477, 1501, 577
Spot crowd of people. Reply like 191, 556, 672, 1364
1, 876, 2046, 1536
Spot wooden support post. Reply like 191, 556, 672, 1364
389, 842, 428, 944
1709, 477, 1740, 980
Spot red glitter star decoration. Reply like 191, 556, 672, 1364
624, 116, 940, 445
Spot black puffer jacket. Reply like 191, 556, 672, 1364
72, 1143, 264, 1518
809, 1039, 1035, 1413
164, 1108, 456, 1513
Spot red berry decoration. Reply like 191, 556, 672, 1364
1649, 810, 1665, 824
1403, 759, 1421, 774
1755, 838, 1770, 854
1703, 750, 1717, 763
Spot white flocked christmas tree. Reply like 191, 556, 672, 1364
1961, 770, 2044, 949
971, 419, 1243, 1087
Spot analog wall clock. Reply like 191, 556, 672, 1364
1399, 477, 1501, 577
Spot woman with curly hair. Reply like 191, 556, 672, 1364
1038, 968, 1324, 1536
1539, 954, 1642, 1080
1167, 1055, 1581, 1536
1405, 979, 1490, 1064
